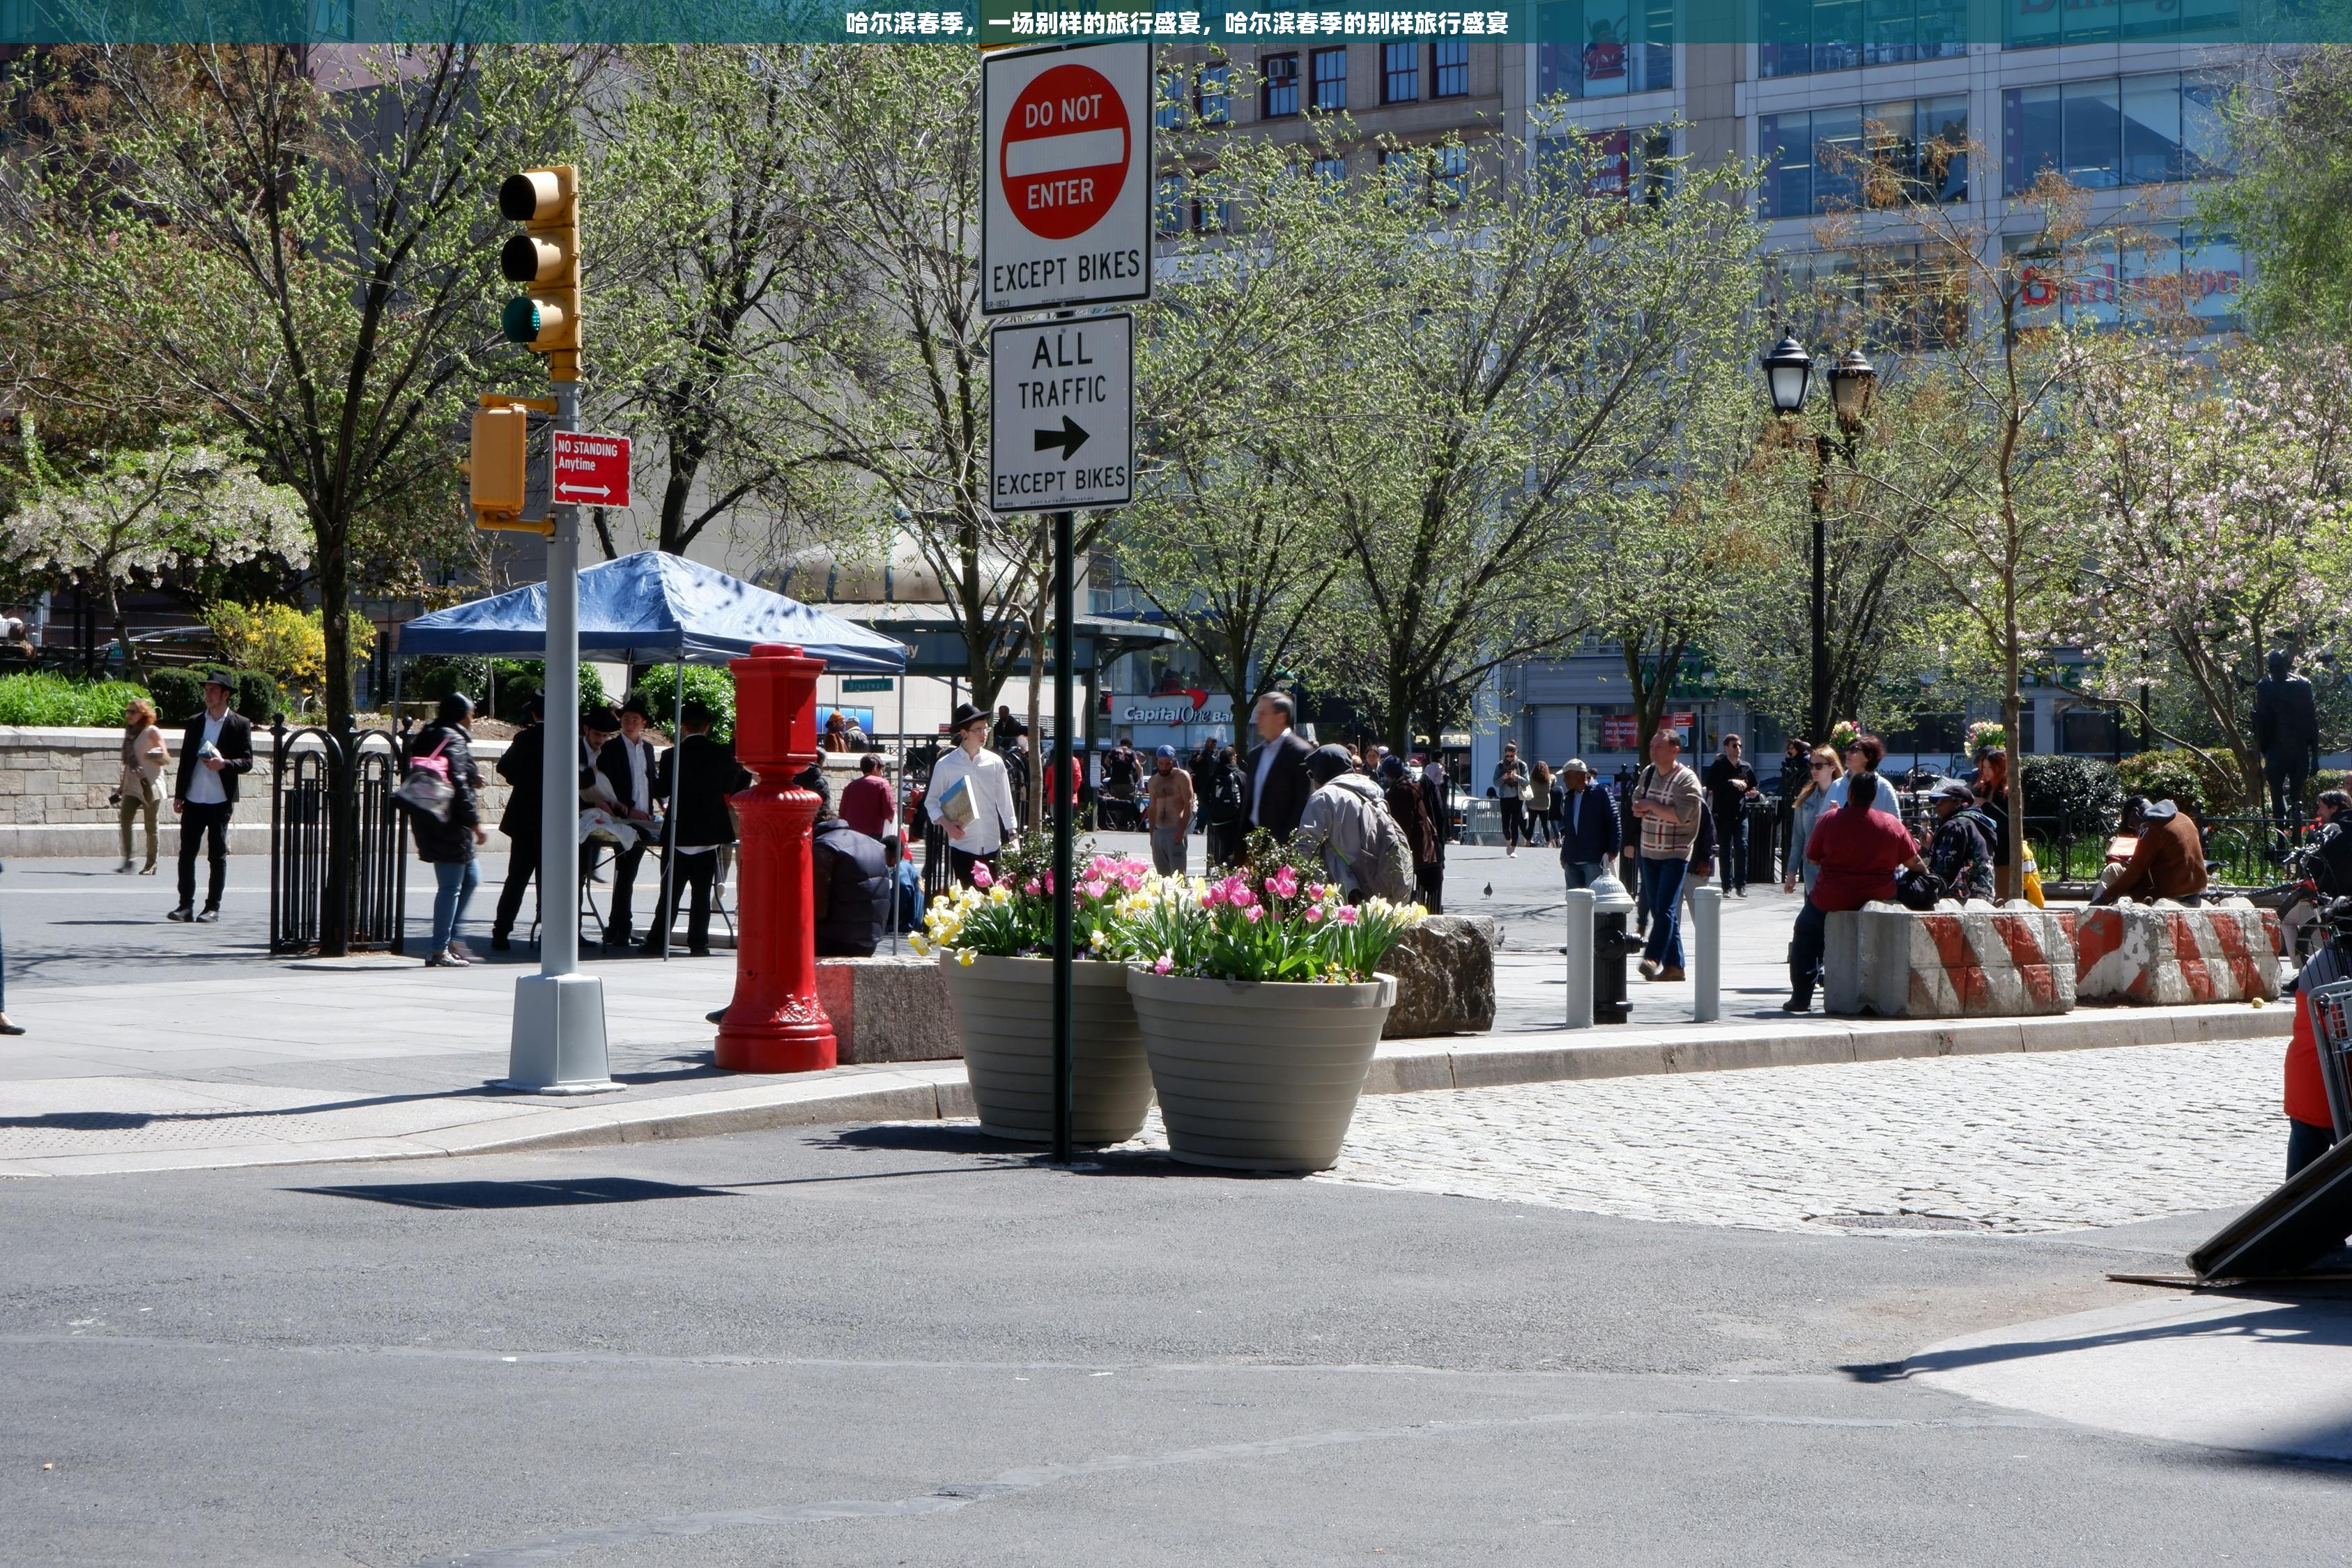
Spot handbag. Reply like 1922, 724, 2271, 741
392, 735, 456, 821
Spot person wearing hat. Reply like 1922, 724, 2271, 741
1554, 758, 1620, 891
594, 694, 662, 951
926, 702, 1020, 887
1144, 744, 1195, 875
1922, 778, 1997, 903
649, 698, 751, 956
577, 705, 622, 886
167, 670, 254, 923
2091, 797, 2208, 907
1298, 744, 1404, 902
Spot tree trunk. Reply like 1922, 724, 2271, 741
103, 576, 144, 686
320, 525, 352, 730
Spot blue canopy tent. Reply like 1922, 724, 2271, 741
394, 551, 909, 959
397, 549, 909, 671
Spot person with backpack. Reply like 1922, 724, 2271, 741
1379, 755, 1440, 905
404, 693, 488, 968
1299, 744, 1413, 904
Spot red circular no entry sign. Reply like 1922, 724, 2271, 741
998, 63, 1132, 242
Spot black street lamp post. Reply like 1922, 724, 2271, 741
1760, 332, 1876, 745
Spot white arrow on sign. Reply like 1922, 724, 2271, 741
989, 312, 1132, 515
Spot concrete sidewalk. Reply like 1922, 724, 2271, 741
0, 850, 2289, 1176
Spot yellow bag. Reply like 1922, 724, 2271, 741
2021, 863, 2045, 908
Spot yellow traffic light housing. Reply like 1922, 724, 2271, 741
470, 395, 557, 535
499, 164, 580, 382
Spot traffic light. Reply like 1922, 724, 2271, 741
470, 394, 555, 535
498, 164, 579, 382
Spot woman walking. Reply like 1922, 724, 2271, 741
114, 698, 170, 875
1525, 762, 1555, 847
1782, 745, 1838, 894
409, 693, 489, 968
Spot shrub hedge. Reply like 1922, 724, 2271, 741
0, 673, 152, 728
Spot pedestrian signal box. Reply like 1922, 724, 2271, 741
470, 395, 555, 535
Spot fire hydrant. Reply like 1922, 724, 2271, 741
714, 643, 838, 1073
1589, 870, 1643, 1024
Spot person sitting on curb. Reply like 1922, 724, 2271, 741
2091, 797, 2208, 906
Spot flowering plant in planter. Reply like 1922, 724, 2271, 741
1119, 863, 1427, 983
910, 840, 1154, 964
1827, 718, 1863, 755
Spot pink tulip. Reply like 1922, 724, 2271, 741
1268, 866, 1299, 900
1335, 906, 1360, 925
971, 862, 992, 889
1245, 905, 1265, 923
1023, 879, 1040, 896
1082, 879, 1108, 900
1153, 953, 1174, 975
1305, 905, 1325, 924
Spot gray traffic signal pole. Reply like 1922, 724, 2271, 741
499, 377, 617, 1093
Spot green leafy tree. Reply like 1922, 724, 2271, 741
2201, 48, 2352, 342
3, 44, 590, 729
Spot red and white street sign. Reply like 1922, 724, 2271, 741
550, 430, 630, 509
1000, 62, 1132, 240
981, 41, 1151, 316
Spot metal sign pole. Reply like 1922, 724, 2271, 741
500, 376, 616, 1093
1052, 505, 1075, 1165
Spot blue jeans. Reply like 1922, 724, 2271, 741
431, 858, 480, 953
1562, 860, 1606, 890
1639, 855, 1686, 969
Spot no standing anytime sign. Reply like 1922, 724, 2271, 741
981, 40, 1152, 316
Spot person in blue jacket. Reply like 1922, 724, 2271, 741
1555, 758, 1621, 890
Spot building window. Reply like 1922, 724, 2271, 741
1155, 68, 1187, 131
1771, 245, 1967, 351
2004, 224, 2244, 332
1557, 126, 1676, 204
1432, 39, 1469, 98
1196, 61, 1231, 125
1756, 0, 1967, 79
1378, 146, 1422, 205
2008, 0, 2239, 49
2004, 72, 2231, 197
1538, 0, 1673, 99
1431, 144, 1470, 205
1312, 154, 1348, 185
1155, 176, 1189, 239
1760, 97, 1967, 219
1310, 47, 1347, 112
1262, 52, 1300, 118
1383, 42, 1419, 104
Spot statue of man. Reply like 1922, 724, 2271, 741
2254, 650, 2321, 832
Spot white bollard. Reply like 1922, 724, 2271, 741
1690, 883, 1721, 1023
1563, 886, 1594, 1029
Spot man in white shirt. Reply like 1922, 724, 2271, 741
925, 702, 1019, 887
594, 697, 661, 951
168, 672, 254, 923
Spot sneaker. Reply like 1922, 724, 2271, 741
195, 907, 220, 923
166, 907, 194, 923
447, 940, 476, 962
1734, 888, 1748, 898
424, 947, 469, 968
1659, 964, 1686, 982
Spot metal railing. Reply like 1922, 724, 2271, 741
268, 721, 410, 956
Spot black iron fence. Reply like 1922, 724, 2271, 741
269, 721, 410, 956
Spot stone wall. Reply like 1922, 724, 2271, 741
0, 725, 510, 857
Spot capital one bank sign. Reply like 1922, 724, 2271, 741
1113, 691, 1234, 727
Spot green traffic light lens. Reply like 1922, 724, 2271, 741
501, 298, 540, 344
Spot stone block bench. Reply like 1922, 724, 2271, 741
1825, 902, 2075, 1019
2074, 901, 2280, 1006
1382, 915, 1499, 1038
815, 955, 960, 1065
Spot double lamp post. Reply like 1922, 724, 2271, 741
1759, 332, 1877, 748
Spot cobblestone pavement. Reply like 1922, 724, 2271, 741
1128, 1037, 2286, 1234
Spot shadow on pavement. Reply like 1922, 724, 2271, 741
293, 1176, 736, 1209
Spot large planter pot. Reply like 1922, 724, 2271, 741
940, 953, 1155, 1146
1125, 969, 1398, 1172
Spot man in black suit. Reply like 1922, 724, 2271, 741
1244, 690, 1315, 845
647, 700, 750, 957
489, 693, 545, 952
594, 695, 661, 951
167, 671, 254, 923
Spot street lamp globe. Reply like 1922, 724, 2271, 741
1827, 348, 1878, 431
1761, 332, 1814, 415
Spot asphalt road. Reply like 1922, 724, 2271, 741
6, 1120, 2348, 1567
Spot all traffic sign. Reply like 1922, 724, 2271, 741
981, 41, 1151, 317
989, 313, 1132, 514
550, 430, 631, 509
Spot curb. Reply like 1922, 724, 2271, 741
0, 1003, 2287, 1178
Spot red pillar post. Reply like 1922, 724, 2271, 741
715, 642, 837, 1073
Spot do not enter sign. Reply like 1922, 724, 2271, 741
982, 41, 1151, 316
1001, 63, 1131, 240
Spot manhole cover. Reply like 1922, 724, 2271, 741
1814, 1213, 1988, 1231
